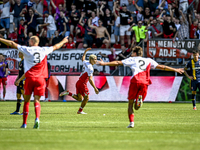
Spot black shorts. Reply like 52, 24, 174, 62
16, 81, 24, 94
96, 37, 105, 48
83, 37, 93, 47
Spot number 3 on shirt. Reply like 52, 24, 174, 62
33, 52, 41, 63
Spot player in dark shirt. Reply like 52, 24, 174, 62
11, 52, 24, 115
184, 50, 200, 110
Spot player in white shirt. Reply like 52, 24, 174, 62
59, 48, 99, 114
0, 35, 69, 129
98, 46, 184, 128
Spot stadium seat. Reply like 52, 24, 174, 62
92, 44, 97, 48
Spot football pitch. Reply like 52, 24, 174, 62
0, 102, 200, 150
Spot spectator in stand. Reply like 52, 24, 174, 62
38, 11, 57, 40
113, 1, 120, 44
69, 3, 80, 37
11, 0, 25, 29
0, 0, 11, 37
55, 11, 67, 36
134, 1, 144, 21
64, 36, 75, 49
159, 6, 176, 39
100, 7, 114, 36
128, 20, 148, 47
146, 0, 159, 14
0, 24, 5, 34
174, 17, 181, 31
84, 0, 97, 17
49, 0, 65, 15
18, 19, 25, 45
50, 0, 66, 21
188, 14, 198, 39
157, 0, 168, 11
173, 10, 189, 40
194, 22, 200, 39
74, 0, 84, 11
143, 7, 151, 21
91, 10, 99, 26
24, 31, 33, 46
119, 3, 133, 47
8, 27, 18, 42
33, 0, 48, 25
79, 12, 96, 48
147, 18, 163, 39
127, 0, 137, 23
76, 10, 88, 39
50, 30, 66, 45
39, 28, 49, 46
116, 45, 130, 76
25, 7, 42, 35
99, 47, 117, 75
88, 18, 110, 48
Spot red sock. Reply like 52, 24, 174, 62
34, 102, 41, 120
78, 107, 83, 112
129, 114, 134, 122
68, 91, 73, 97
23, 102, 30, 124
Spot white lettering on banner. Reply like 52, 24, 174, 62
159, 49, 176, 57
149, 41, 155, 47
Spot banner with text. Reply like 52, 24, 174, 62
147, 40, 200, 58
4, 75, 182, 102
0, 49, 120, 75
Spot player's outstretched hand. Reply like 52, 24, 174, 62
176, 68, 184, 74
97, 58, 105, 66
85, 48, 92, 52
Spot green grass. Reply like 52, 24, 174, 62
0, 102, 200, 150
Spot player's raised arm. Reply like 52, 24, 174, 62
98, 58, 123, 66
0, 38, 18, 49
155, 65, 184, 74
82, 48, 91, 61
52, 36, 69, 51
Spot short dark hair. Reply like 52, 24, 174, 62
132, 46, 143, 56
193, 50, 199, 54
0, 53, 3, 56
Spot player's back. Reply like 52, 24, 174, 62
186, 59, 200, 81
122, 57, 158, 85
17, 45, 53, 78
79, 60, 93, 83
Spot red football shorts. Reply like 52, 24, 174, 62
24, 77, 46, 96
76, 80, 89, 97
128, 82, 148, 101
0, 77, 7, 85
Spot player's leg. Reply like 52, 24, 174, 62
2, 78, 7, 101
134, 84, 148, 110
21, 94, 31, 128
33, 78, 46, 129
191, 81, 197, 110
127, 99, 135, 128
77, 95, 89, 114
20, 78, 34, 128
10, 86, 22, 115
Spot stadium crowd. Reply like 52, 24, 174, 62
0, 0, 199, 49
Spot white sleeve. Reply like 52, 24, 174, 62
149, 58, 158, 69
122, 58, 133, 67
17, 44, 29, 56
88, 66, 93, 77
42, 46, 54, 55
